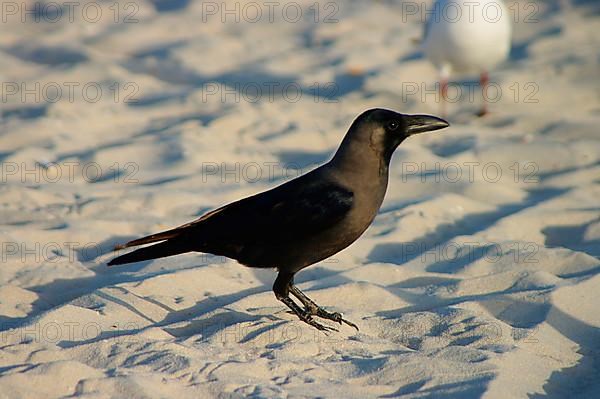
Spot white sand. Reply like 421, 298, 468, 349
1, 0, 599, 397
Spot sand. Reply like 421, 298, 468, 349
0, 0, 599, 397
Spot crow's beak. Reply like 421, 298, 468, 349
405, 114, 449, 135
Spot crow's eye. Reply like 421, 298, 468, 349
387, 120, 399, 131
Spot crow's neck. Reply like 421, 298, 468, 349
329, 140, 390, 188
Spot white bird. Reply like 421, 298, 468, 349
422, 0, 512, 116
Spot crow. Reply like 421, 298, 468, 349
108, 108, 449, 331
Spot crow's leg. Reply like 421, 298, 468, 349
289, 284, 359, 331
273, 272, 336, 332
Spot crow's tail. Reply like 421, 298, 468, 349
108, 239, 190, 266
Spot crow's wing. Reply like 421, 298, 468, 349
108, 178, 353, 266
112, 177, 354, 252
188, 178, 354, 246
245, 179, 354, 242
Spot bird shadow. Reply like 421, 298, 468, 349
0, 236, 218, 332
56, 285, 273, 348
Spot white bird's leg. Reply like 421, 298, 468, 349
439, 77, 448, 118
478, 71, 489, 117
